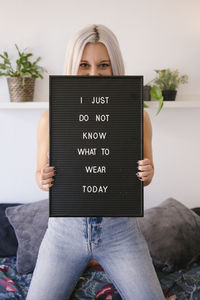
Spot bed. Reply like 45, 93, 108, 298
1, 198, 200, 300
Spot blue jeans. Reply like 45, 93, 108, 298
26, 217, 165, 300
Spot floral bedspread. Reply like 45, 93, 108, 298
0, 256, 200, 300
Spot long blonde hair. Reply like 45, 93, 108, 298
63, 24, 125, 75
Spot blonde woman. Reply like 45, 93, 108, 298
26, 24, 165, 300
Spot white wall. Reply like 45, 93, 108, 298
0, 0, 199, 209
146, 107, 200, 209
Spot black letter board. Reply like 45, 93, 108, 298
49, 75, 144, 217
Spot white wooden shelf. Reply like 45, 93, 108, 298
145, 100, 200, 108
0, 102, 49, 109
0, 101, 200, 109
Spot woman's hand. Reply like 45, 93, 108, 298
40, 152, 56, 191
136, 158, 154, 186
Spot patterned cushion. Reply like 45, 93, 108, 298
0, 203, 22, 256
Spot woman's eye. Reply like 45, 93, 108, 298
100, 63, 109, 68
79, 63, 110, 69
80, 63, 88, 68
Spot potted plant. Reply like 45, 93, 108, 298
0, 44, 48, 102
152, 68, 188, 101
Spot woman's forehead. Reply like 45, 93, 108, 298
81, 42, 110, 60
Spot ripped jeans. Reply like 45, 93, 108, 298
26, 217, 165, 300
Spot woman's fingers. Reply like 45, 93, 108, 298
137, 164, 152, 171
138, 174, 151, 181
42, 183, 53, 191
41, 176, 54, 185
138, 158, 150, 165
41, 167, 55, 179
137, 170, 152, 177
40, 165, 56, 190
136, 158, 153, 181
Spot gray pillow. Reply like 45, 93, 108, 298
5, 199, 49, 274
5, 197, 200, 275
138, 197, 200, 273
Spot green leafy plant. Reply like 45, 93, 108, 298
143, 68, 188, 115
144, 85, 164, 115
153, 68, 188, 90
0, 44, 48, 86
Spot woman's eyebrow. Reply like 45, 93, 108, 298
99, 60, 110, 63
80, 59, 110, 63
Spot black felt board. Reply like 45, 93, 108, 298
49, 75, 144, 217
